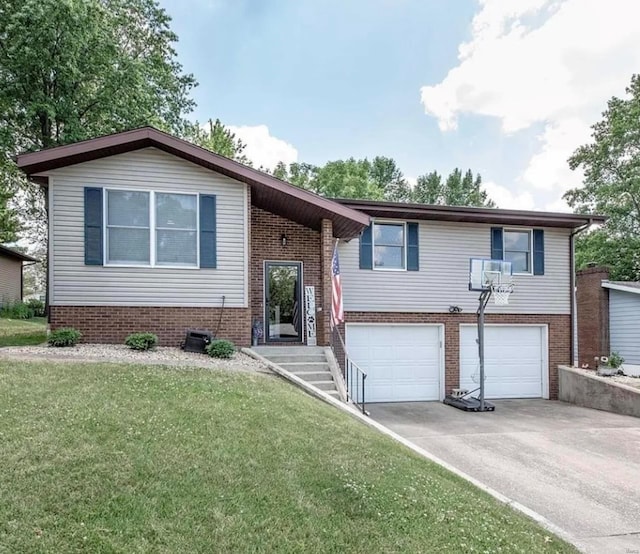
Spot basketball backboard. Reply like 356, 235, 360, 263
469, 258, 512, 291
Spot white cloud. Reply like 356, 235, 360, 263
483, 181, 535, 210
420, 0, 640, 207
228, 124, 298, 171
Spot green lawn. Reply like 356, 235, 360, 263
0, 317, 47, 347
0, 361, 576, 553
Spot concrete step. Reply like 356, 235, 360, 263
268, 354, 327, 363
292, 371, 333, 382
253, 346, 325, 356
326, 390, 341, 398
308, 380, 337, 391
279, 362, 330, 373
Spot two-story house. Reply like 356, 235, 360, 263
17, 127, 603, 401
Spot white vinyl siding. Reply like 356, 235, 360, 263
47, 147, 247, 307
609, 289, 640, 365
0, 256, 22, 305
339, 221, 570, 314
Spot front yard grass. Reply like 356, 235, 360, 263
0, 361, 576, 553
0, 317, 47, 347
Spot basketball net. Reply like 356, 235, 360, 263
491, 282, 514, 305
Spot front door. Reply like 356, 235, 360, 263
265, 262, 303, 342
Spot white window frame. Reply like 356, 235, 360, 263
503, 227, 533, 276
372, 220, 407, 272
103, 187, 200, 269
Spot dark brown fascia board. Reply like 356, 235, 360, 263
16, 127, 370, 236
0, 244, 37, 263
337, 198, 607, 229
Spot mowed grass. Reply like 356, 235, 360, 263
0, 317, 47, 347
0, 361, 576, 553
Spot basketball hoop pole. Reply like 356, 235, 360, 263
477, 289, 492, 411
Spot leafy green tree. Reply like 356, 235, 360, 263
185, 119, 249, 164
413, 171, 442, 204
0, 160, 21, 242
0, 0, 196, 281
565, 74, 640, 279
413, 168, 494, 207
369, 157, 412, 202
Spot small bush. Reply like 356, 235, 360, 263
205, 339, 235, 359
608, 351, 625, 369
26, 298, 46, 317
125, 332, 158, 351
0, 301, 34, 320
48, 328, 81, 347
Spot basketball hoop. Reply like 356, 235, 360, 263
491, 282, 514, 305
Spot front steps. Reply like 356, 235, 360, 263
252, 346, 342, 399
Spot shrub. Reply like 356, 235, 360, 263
205, 339, 235, 359
26, 298, 46, 317
48, 328, 81, 347
125, 332, 158, 351
608, 351, 625, 369
1, 300, 35, 320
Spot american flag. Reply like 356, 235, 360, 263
331, 242, 344, 328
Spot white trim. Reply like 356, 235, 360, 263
345, 322, 446, 401
459, 323, 549, 399
243, 184, 249, 308
503, 227, 533, 276
102, 187, 200, 269
602, 281, 640, 295
371, 220, 407, 271
48, 178, 55, 305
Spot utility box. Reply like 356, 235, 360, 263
182, 329, 213, 353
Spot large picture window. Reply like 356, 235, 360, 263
105, 189, 198, 267
504, 229, 531, 274
373, 222, 405, 270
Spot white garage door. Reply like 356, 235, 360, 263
459, 325, 546, 399
346, 324, 442, 402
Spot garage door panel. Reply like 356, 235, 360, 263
460, 326, 544, 399
346, 325, 441, 403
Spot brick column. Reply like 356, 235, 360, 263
576, 266, 610, 368
320, 219, 333, 346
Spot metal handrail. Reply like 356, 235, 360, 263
331, 326, 367, 415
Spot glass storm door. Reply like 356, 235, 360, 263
265, 262, 303, 342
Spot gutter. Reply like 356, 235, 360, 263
569, 219, 594, 366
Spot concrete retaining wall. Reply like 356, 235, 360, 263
558, 365, 640, 418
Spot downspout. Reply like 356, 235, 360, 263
570, 219, 593, 366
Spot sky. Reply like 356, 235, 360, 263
160, 0, 640, 212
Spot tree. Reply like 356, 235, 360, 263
0, 0, 196, 283
369, 157, 412, 202
564, 74, 640, 279
0, 160, 21, 243
185, 119, 250, 164
413, 168, 495, 207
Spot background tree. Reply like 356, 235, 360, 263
0, 0, 196, 289
564, 74, 640, 280
185, 119, 249, 164
413, 168, 494, 207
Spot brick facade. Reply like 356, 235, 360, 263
341, 311, 571, 400
49, 305, 251, 346
250, 207, 325, 346
576, 266, 610, 368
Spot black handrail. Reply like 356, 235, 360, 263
331, 326, 367, 415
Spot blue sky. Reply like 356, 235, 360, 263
159, 0, 640, 211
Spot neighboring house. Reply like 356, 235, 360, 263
17, 127, 603, 401
0, 245, 37, 306
577, 266, 640, 376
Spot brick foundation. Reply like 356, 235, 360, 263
342, 312, 571, 400
576, 266, 610, 368
49, 305, 251, 347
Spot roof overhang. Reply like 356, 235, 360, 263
0, 245, 37, 263
602, 281, 640, 295
337, 199, 606, 229
16, 127, 370, 239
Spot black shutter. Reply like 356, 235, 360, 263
200, 195, 217, 268
490, 227, 503, 260
359, 224, 373, 269
533, 229, 545, 275
84, 187, 103, 265
407, 222, 419, 271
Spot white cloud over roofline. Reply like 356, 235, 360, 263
228, 124, 298, 171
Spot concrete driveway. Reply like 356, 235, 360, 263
369, 400, 640, 554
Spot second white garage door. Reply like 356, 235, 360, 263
459, 325, 547, 399
345, 324, 443, 402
